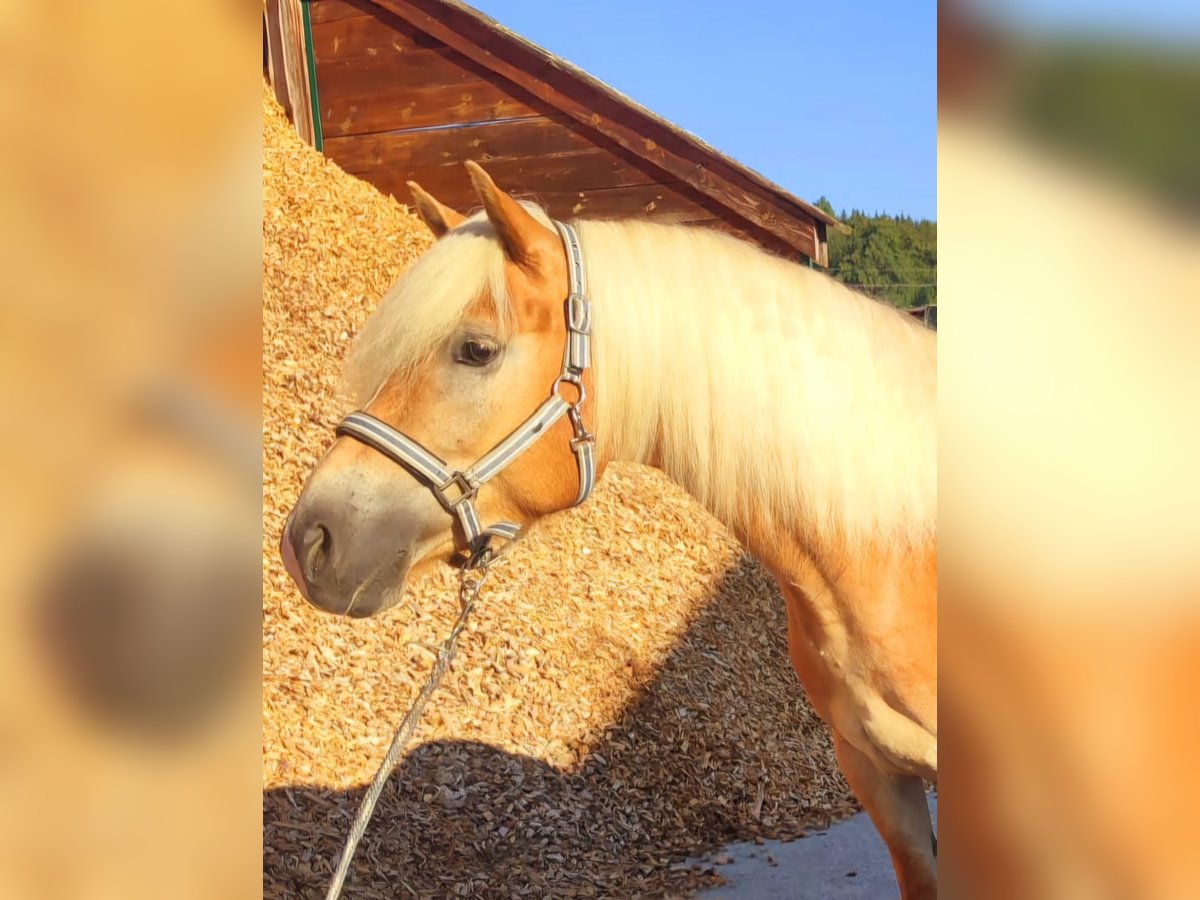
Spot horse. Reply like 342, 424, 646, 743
281, 161, 938, 898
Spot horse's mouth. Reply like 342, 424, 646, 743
283, 526, 465, 619
342, 545, 412, 618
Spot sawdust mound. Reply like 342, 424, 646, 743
262, 84, 855, 898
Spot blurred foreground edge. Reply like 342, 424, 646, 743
939, 2, 1200, 897
0, 2, 262, 898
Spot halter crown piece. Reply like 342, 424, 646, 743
335, 221, 596, 566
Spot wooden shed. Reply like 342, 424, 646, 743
265, 0, 844, 265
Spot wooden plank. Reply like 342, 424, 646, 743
342, 145, 660, 206
352, 168, 714, 224
814, 221, 829, 267
318, 77, 540, 137
311, 12, 441, 63
315, 44, 485, 97
525, 185, 716, 223
326, 124, 807, 257
365, 0, 827, 260
347, 159, 802, 258
265, 0, 316, 146
312, 9, 549, 136
314, 14, 547, 137
323, 115, 588, 172
264, 8, 289, 113
308, 0, 379, 24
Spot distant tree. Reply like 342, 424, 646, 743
816, 201, 936, 309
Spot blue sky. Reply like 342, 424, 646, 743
971, 0, 1200, 41
468, 1, 936, 221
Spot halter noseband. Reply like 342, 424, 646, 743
335, 220, 596, 565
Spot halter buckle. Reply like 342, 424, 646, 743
565, 294, 592, 334
432, 471, 477, 513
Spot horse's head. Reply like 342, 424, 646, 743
282, 162, 593, 617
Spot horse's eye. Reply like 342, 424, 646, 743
456, 338, 499, 367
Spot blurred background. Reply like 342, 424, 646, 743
938, 1, 1200, 897
0, 2, 261, 897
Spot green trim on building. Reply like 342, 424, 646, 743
301, 1, 324, 151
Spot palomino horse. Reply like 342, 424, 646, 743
282, 162, 937, 898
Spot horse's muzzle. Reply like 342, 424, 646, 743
280, 502, 413, 618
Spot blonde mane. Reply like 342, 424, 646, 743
578, 218, 937, 551
345, 205, 936, 550
343, 210, 525, 404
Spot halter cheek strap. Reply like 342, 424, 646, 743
335, 220, 596, 563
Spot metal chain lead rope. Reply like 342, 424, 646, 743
324, 553, 496, 900
321, 222, 593, 898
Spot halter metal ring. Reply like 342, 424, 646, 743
464, 540, 494, 572
432, 471, 477, 513
552, 373, 586, 408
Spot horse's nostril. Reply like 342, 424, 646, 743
299, 523, 331, 579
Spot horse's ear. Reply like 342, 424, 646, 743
407, 181, 466, 237
465, 160, 553, 267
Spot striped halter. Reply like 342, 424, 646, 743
335, 221, 596, 567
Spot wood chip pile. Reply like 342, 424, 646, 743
262, 84, 856, 898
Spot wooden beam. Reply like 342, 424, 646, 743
365, 0, 830, 261
264, 0, 317, 146
263, 7, 289, 114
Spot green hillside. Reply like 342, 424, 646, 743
815, 198, 936, 310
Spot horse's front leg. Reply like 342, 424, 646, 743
832, 731, 937, 899
781, 582, 937, 899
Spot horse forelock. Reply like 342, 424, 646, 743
340, 203, 551, 407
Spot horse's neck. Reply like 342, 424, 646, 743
584, 220, 937, 551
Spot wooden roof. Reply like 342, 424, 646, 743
270, 0, 845, 264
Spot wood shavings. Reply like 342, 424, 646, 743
261, 83, 856, 898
